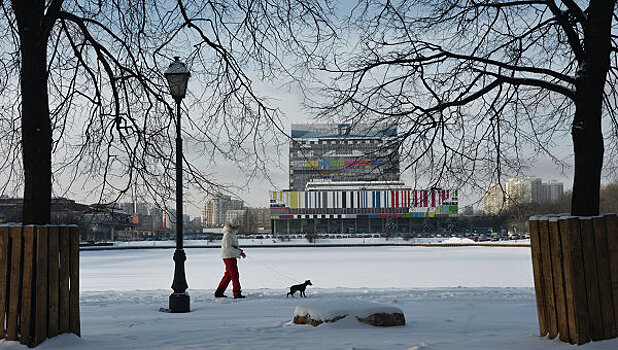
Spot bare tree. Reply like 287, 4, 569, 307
238, 209, 257, 235
0, 0, 335, 224
314, 0, 618, 216
600, 182, 618, 213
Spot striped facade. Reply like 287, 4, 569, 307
270, 188, 458, 219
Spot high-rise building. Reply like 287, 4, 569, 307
482, 177, 565, 214
225, 209, 247, 226
544, 180, 564, 203
203, 194, 244, 227
288, 123, 400, 191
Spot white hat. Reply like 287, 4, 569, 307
227, 218, 240, 227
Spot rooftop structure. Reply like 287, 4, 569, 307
289, 123, 400, 191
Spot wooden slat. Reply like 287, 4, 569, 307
34, 226, 49, 346
6, 226, 22, 341
605, 214, 618, 334
528, 219, 548, 337
0, 226, 9, 340
48, 226, 60, 338
592, 216, 617, 339
580, 218, 603, 341
19, 226, 35, 347
559, 217, 590, 345
59, 226, 70, 333
69, 226, 81, 336
549, 219, 569, 342
538, 219, 558, 339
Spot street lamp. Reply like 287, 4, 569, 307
164, 56, 191, 313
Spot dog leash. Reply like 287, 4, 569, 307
244, 255, 303, 284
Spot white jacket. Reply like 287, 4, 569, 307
221, 225, 242, 259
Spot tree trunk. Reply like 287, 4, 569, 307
14, 1, 52, 224
570, 3, 614, 216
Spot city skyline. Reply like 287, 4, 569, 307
482, 177, 566, 214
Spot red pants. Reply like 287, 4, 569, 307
216, 258, 242, 297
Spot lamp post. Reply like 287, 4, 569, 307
164, 56, 191, 313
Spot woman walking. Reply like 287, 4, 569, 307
214, 219, 246, 299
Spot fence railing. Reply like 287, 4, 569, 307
529, 214, 618, 345
0, 225, 80, 348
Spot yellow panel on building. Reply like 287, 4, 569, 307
290, 192, 299, 209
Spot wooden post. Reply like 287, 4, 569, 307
592, 216, 617, 339
69, 226, 81, 336
528, 215, 618, 344
6, 226, 22, 341
548, 219, 569, 342
0, 226, 9, 340
34, 226, 49, 346
580, 218, 603, 341
528, 218, 548, 337
1, 224, 80, 346
605, 214, 618, 334
538, 219, 558, 338
559, 217, 590, 345
59, 226, 70, 333
48, 226, 60, 338
19, 226, 35, 346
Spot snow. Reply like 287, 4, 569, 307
294, 300, 403, 321
95, 236, 531, 248
440, 237, 475, 244
79, 246, 535, 290
2, 245, 618, 349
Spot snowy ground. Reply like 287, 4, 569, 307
2, 246, 617, 349
107, 237, 531, 248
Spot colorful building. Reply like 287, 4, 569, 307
270, 183, 458, 235
272, 123, 458, 235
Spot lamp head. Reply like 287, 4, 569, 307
164, 56, 190, 102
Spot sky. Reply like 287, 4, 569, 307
180, 83, 578, 218
1, 0, 604, 219
1, 48, 580, 219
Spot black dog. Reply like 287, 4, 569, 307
286, 280, 312, 298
